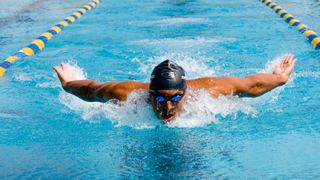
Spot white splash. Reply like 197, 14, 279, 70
133, 52, 217, 80
59, 91, 103, 120
62, 61, 88, 80
259, 55, 285, 74
57, 54, 294, 129
60, 87, 255, 129
246, 54, 296, 105
169, 90, 256, 128
41, 60, 87, 88
57, 62, 253, 129
297, 71, 320, 78
13, 72, 33, 82
59, 90, 159, 129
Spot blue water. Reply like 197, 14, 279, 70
1, 0, 320, 178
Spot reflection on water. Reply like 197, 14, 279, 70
0, 0, 43, 27
156, 0, 209, 17
96, 129, 245, 178
167, 0, 197, 6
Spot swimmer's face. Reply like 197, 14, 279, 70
149, 89, 186, 123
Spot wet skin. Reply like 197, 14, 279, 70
53, 54, 296, 123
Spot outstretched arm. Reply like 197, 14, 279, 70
53, 63, 117, 102
53, 63, 148, 102
217, 54, 296, 97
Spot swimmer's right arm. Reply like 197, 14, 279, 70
60, 80, 148, 102
53, 63, 113, 102
53, 63, 148, 102
61, 80, 117, 102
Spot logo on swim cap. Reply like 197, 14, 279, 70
160, 71, 176, 79
150, 60, 186, 91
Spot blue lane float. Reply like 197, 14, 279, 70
0, 0, 101, 78
259, 0, 320, 50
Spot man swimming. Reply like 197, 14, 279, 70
53, 54, 296, 123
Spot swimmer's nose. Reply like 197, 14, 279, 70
164, 101, 174, 111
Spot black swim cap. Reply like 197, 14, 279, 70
150, 60, 186, 91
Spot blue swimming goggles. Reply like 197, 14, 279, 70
150, 91, 185, 103
155, 95, 182, 103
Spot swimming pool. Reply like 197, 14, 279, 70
1, 0, 320, 178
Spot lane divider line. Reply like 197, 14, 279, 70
259, 0, 320, 50
0, 0, 101, 78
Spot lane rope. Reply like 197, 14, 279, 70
259, 0, 320, 50
0, 0, 101, 78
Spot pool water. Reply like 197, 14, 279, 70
1, 0, 320, 178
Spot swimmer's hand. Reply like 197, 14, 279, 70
53, 63, 105, 102
52, 63, 138, 102
53, 63, 80, 86
273, 54, 296, 82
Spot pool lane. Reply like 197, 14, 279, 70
259, 0, 320, 49
1, 0, 320, 179
0, 0, 101, 79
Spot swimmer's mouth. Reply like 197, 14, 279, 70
161, 114, 175, 122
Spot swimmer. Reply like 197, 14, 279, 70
53, 54, 296, 123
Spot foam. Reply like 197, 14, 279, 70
13, 72, 33, 82
133, 52, 217, 80
297, 71, 320, 78
12, 69, 62, 89
60, 61, 88, 80
264, 54, 296, 84
58, 61, 254, 129
44, 61, 87, 88
169, 90, 256, 128
259, 55, 286, 74
245, 54, 296, 105
60, 86, 255, 129
57, 54, 294, 129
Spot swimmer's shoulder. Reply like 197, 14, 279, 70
103, 81, 149, 101
186, 77, 234, 96
186, 77, 218, 89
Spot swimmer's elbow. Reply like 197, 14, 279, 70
63, 80, 107, 102
239, 87, 265, 97
236, 78, 266, 97
242, 80, 278, 97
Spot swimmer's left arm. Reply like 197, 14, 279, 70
216, 54, 296, 97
